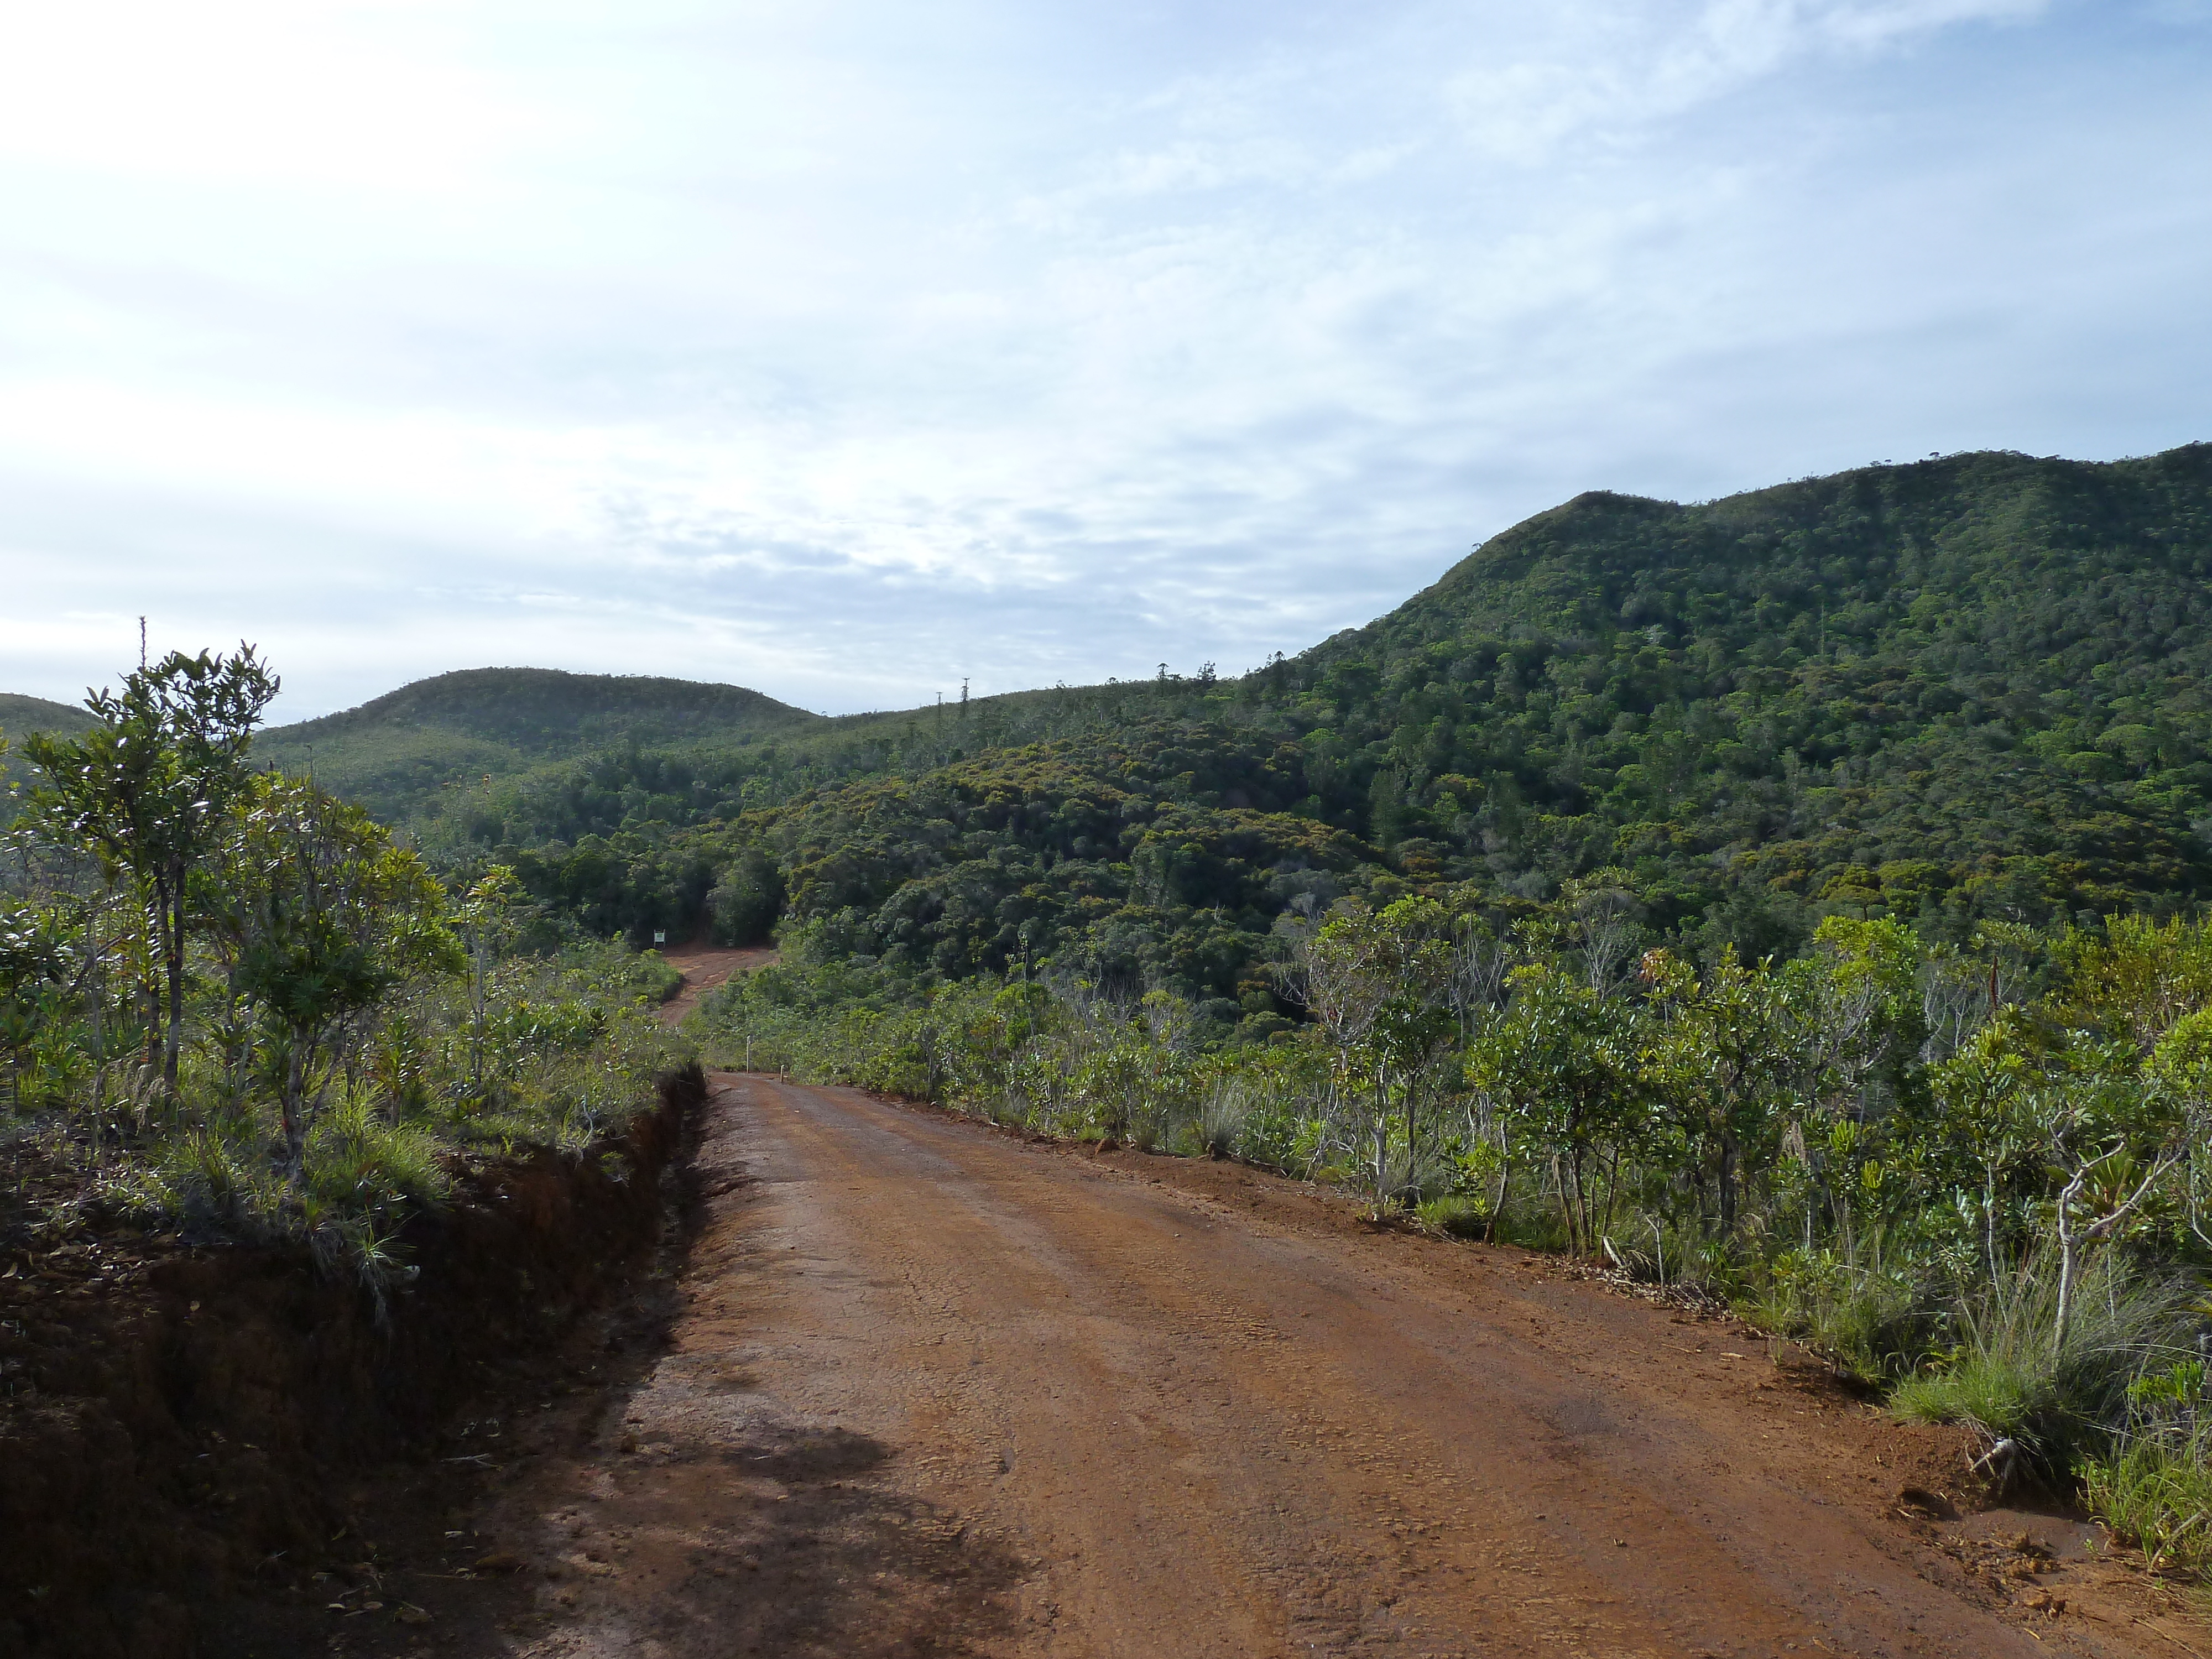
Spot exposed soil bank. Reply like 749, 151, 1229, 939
0, 1062, 705, 1659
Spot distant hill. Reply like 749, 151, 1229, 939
0, 693, 100, 742
1257, 442, 2212, 949
14, 445, 2212, 983
1, 694, 102, 825
469, 444, 2212, 982
250, 667, 823, 825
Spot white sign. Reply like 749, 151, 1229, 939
653, 931, 666, 944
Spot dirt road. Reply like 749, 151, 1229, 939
655, 943, 776, 1024
460, 1075, 2201, 1659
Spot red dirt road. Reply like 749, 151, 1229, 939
455, 1075, 2207, 1659
655, 944, 776, 1024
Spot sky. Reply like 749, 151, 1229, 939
2, 1, 2208, 721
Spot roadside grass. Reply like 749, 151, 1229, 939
2083, 1426, 2212, 1576
3, 940, 690, 1286
1415, 1193, 1490, 1238
1738, 1242, 1937, 1383
1888, 1251, 2198, 1469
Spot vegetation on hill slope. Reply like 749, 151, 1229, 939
433, 446, 2212, 988
0, 693, 98, 739
1290, 444, 2212, 943
1, 693, 102, 827
250, 666, 823, 826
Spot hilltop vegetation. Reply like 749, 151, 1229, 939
0, 694, 98, 739
249, 666, 822, 826
1299, 444, 2212, 939
421, 446, 2212, 994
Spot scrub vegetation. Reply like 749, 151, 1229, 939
697, 884, 2212, 1577
2, 650, 688, 1288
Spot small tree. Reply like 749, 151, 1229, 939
1929, 1013, 2039, 1296
24, 646, 279, 1092
229, 775, 457, 1176
454, 864, 526, 1097
1286, 896, 1456, 1217
1559, 867, 1642, 999
1468, 964, 1639, 1254
1639, 947, 1800, 1239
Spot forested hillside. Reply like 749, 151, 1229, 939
0, 694, 101, 825
457, 445, 2212, 1002
23, 447, 2209, 1002
1298, 444, 2212, 946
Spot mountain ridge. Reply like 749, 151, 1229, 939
11, 443, 2212, 975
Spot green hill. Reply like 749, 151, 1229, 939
1281, 444, 2212, 950
1, 693, 102, 825
479, 444, 2212, 993
249, 667, 824, 826
0, 693, 100, 742
14, 444, 2211, 993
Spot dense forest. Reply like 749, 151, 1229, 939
379, 445, 2212, 1016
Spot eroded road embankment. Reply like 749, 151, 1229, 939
476, 1076, 2199, 1658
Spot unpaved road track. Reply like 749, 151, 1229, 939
655, 943, 776, 1023
478, 1076, 2200, 1659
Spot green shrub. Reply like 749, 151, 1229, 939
1415, 1193, 1490, 1238
2083, 1428, 2212, 1575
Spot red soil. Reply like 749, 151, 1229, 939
277, 1075, 2209, 1658
656, 943, 777, 1024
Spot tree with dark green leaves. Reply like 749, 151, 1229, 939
23, 648, 279, 1092
227, 774, 458, 1175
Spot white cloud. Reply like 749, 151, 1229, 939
0, 0, 2204, 720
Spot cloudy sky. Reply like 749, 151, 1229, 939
3, 1, 2207, 720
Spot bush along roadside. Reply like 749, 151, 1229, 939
698, 888, 2212, 1577
2, 646, 692, 1280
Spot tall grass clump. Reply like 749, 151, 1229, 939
1890, 1250, 2198, 1470
1747, 1240, 1936, 1381
2080, 1345, 2212, 1576
1414, 1193, 1492, 1239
